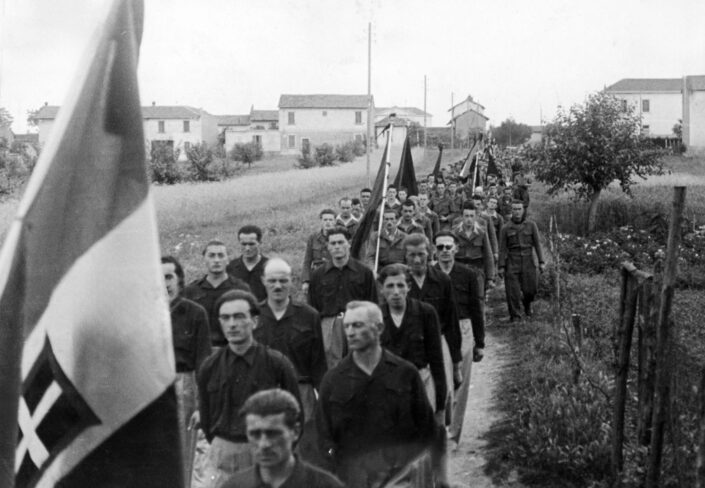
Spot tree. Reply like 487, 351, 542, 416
0, 107, 13, 129
491, 118, 531, 147
528, 91, 664, 233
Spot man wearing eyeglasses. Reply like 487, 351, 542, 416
433, 231, 485, 445
309, 227, 377, 369
226, 225, 269, 302
193, 290, 301, 487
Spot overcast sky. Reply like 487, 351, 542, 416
2, 0, 704, 133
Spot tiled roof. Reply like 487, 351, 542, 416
376, 106, 430, 117
141, 106, 205, 119
685, 75, 705, 91
605, 78, 682, 93
216, 115, 250, 126
375, 115, 415, 127
250, 110, 278, 121
279, 94, 372, 109
34, 105, 60, 120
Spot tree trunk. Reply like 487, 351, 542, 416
587, 188, 602, 234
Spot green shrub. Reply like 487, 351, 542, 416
149, 143, 182, 184
336, 142, 355, 162
297, 143, 316, 169
230, 141, 263, 167
352, 139, 366, 157
314, 143, 336, 166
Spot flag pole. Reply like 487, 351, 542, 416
374, 121, 393, 274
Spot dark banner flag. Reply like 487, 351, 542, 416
351, 141, 390, 260
431, 143, 444, 180
392, 136, 418, 197
0, 1, 182, 486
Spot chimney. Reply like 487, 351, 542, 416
44, 102, 48, 106
152, 101, 156, 106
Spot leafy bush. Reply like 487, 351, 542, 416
149, 143, 182, 184
314, 143, 336, 166
297, 142, 316, 169
335, 142, 355, 162
230, 141, 263, 167
352, 139, 366, 157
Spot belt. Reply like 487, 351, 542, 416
508, 249, 533, 256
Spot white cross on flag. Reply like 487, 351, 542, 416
0, 0, 182, 486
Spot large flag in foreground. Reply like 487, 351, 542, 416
392, 136, 418, 197
0, 1, 181, 486
350, 140, 390, 260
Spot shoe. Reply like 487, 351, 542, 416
502, 315, 522, 323
472, 347, 484, 362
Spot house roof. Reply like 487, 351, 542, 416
448, 108, 489, 125
376, 106, 431, 117
605, 78, 682, 93
250, 110, 278, 121
141, 106, 205, 119
34, 105, 60, 120
278, 94, 372, 109
375, 115, 415, 127
685, 75, 705, 91
448, 95, 486, 112
216, 115, 250, 126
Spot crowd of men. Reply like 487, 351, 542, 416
162, 164, 544, 488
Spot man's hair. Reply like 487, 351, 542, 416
471, 193, 483, 201
402, 233, 430, 252
511, 199, 525, 206
360, 188, 372, 194
263, 257, 292, 276
339, 196, 352, 206
346, 301, 383, 326
239, 389, 301, 430
215, 289, 260, 317
319, 208, 336, 218
238, 225, 263, 242
399, 186, 408, 193
327, 226, 350, 242
462, 200, 476, 211
202, 239, 227, 255
434, 230, 457, 244
351, 197, 361, 205
377, 263, 411, 285
401, 199, 416, 209
161, 256, 185, 289
387, 185, 397, 191
487, 196, 498, 203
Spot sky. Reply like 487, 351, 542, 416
1, 0, 705, 133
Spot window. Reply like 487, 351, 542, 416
253, 135, 262, 145
158, 120, 165, 133
184, 141, 191, 151
642, 125, 650, 135
355, 111, 362, 125
288, 112, 295, 125
355, 134, 363, 143
322, 111, 327, 117
621, 100, 628, 112
183, 120, 190, 132
642, 99, 650, 113
288, 135, 296, 148
302, 138, 310, 152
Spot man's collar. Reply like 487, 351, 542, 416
261, 300, 296, 320
227, 341, 258, 365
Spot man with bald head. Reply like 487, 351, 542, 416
255, 258, 327, 421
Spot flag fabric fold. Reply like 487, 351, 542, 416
430, 143, 444, 180
0, 0, 182, 486
351, 141, 389, 260
458, 139, 480, 180
392, 136, 418, 197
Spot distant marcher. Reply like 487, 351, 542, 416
336, 197, 360, 237
417, 193, 440, 240
182, 240, 252, 348
384, 185, 401, 217
193, 290, 301, 487
498, 201, 545, 321
498, 185, 514, 221
317, 301, 436, 488
308, 227, 377, 369
453, 201, 495, 304
365, 209, 408, 269
430, 181, 452, 231
218, 389, 344, 488
396, 199, 426, 237
471, 194, 498, 261
226, 225, 269, 302
301, 209, 337, 294
350, 197, 363, 219
162, 256, 211, 486
359, 188, 372, 210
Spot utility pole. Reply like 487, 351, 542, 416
450, 92, 454, 150
423, 75, 428, 149
366, 22, 372, 185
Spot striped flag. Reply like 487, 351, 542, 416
0, 1, 182, 486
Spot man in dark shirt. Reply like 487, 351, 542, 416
162, 256, 211, 486
317, 301, 436, 488
309, 227, 377, 369
433, 232, 485, 444
195, 290, 301, 487
302, 209, 337, 294
220, 389, 343, 488
226, 225, 269, 302
255, 258, 327, 421
182, 240, 251, 347
378, 264, 446, 422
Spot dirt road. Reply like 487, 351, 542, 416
448, 327, 524, 488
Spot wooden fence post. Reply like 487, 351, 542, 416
645, 187, 686, 488
611, 262, 641, 484
696, 368, 705, 488
637, 276, 658, 446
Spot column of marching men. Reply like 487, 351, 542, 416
163, 164, 545, 488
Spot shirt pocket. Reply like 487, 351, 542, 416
506, 230, 519, 247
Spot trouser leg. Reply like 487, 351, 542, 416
449, 319, 474, 442
505, 268, 523, 319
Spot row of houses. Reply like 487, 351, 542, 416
32, 93, 491, 159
